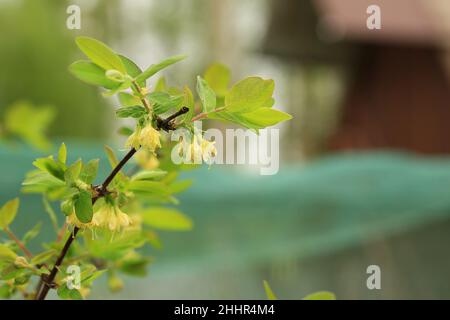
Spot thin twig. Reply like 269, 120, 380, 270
191, 107, 225, 122
4, 227, 33, 259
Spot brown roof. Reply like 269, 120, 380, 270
314, 0, 450, 46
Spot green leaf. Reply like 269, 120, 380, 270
105, 69, 125, 82
182, 86, 195, 122
75, 36, 126, 73
116, 106, 147, 118
42, 197, 58, 232
0, 198, 19, 230
23, 222, 42, 244
31, 249, 56, 265
64, 160, 83, 185
61, 199, 73, 216
101, 79, 132, 97
0, 245, 17, 261
119, 256, 151, 277
135, 55, 187, 83
263, 280, 278, 300
168, 179, 193, 194
119, 54, 142, 76
80, 159, 99, 184
74, 190, 93, 223
57, 286, 83, 300
204, 63, 231, 96
154, 76, 167, 92
4, 101, 55, 151
196, 76, 216, 113
118, 92, 142, 107
69, 60, 120, 89
128, 181, 169, 196
104, 145, 119, 168
238, 108, 292, 128
147, 92, 183, 115
141, 207, 192, 231
33, 156, 65, 181
82, 269, 107, 287
225, 77, 275, 113
131, 169, 167, 181
118, 126, 134, 136
303, 291, 336, 300
58, 143, 67, 164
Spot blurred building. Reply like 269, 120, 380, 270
264, 0, 450, 154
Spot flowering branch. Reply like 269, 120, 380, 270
35, 147, 137, 300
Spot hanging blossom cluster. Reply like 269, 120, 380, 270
67, 201, 132, 233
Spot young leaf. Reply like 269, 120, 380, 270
80, 159, 99, 184
31, 249, 57, 265
115, 106, 147, 118
69, 60, 120, 89
131, 169, 167, 181
33, 156, 65, 181
204, 63, 231, 97
0, 245, 17, 261
105, 69, 126, 83
225, 77, 275, 113
238, 108, 292, 128
141, 207, 192, 231
135, 55, 187, 83
119, 55, 142, 77
74, 190, 93, 223
154, 76, 167, 92
118, 126, 134, 136
119, 55, 145, 87
42, 197, 59, 232
303, 291, 336, 300
0, 198, 19, 230
23, 222, 42, 244
196, 76, 216, 113
263, 280, 278, 300
128, 181, 169, 196
64, 160, 83, 185
58, 143, 67, 164
75, 36, 126, 73
104, 145, 119, 168
57, 286, 83, 300
147, 92, 183, 115
118, 92, 142, 107
181, 85, 195, 122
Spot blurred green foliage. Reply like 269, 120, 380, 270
0, 0, 110, 139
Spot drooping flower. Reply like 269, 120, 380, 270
92, 203, 131, 232
66, 211, 95, 229
125, 124, 161, 153
200, 138, 217, 163
125, 127, 142, 150
139, 124, 161, 152
176, 134, 216, 164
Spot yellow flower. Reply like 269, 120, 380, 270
92, 203, 131, 232
139, 124, 161, 152
125, 125, 161, 153
66, 212, 95, 229
125, 127, 142, 150
173, 134, 216, 164
201, 138, 217, 163
135, 149, 160, 170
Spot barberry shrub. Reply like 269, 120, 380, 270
0, 36, 292, 300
